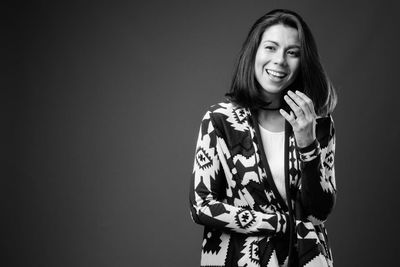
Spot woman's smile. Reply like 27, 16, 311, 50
266, 68, 288, 80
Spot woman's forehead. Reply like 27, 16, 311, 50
260, 24, 300, 46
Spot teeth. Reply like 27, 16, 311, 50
267, 69, 286, 78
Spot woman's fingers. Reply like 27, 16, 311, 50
283, 94, 305, 119
287, 90, 311, 117
294, 90, 316, 116
279, 108, 296, 125
282, 91, 317, 145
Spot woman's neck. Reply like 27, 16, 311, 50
257, 109, 285, 132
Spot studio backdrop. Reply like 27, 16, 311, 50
3, 1, 400, 266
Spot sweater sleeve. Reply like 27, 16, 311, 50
298, 115, 336, 224
189, 110, 288, 235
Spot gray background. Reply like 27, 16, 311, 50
3, 0, 400, 266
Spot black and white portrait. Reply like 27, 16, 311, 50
3, 1, 399, 266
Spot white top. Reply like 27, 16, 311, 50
258, 124, 287, 203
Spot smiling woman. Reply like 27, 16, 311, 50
189, 9, 337, 267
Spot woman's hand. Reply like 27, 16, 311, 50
280, 90, 316, 148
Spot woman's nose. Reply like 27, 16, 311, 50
272, 50, 286, 65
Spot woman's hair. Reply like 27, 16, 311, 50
226, 9, 337, 116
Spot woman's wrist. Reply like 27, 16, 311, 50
298, 139, 321, 162
294, 132, 315, 148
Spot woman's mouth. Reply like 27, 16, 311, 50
266, 69, 288, 81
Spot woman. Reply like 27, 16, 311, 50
189, 9, 337, 267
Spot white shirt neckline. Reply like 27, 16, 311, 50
258, 123, 285, 135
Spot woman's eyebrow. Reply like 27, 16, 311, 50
262, 40, 279, 45
287, 44, 300, 49
262, 40, 300, 49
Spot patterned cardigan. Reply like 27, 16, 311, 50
189, 101, 336, 267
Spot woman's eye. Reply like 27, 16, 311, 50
265, 46, 276, 51
287, 50, 300, 57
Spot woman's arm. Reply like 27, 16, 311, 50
189, 110, 289, 235
280, 90, 336, 224
298, 116, 336, 223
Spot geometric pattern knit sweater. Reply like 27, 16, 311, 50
189, 100, 336, 267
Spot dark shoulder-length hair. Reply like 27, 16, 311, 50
226, 9, 337, 116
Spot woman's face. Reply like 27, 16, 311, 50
254, 24, 300, 99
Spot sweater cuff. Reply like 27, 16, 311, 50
298, 139, 321, 162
